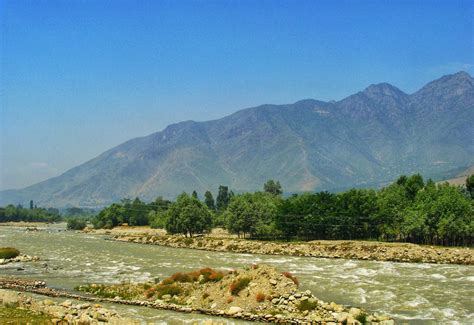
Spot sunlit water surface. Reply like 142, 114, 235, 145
0, 225, 472, 324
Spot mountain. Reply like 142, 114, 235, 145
1, 71, 473, 207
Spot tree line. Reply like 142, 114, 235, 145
0, 203, 61, 223
91, 175, 473, 246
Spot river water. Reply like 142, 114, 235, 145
0, 225, 473, 324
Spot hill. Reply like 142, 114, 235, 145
1, 71, 473, 207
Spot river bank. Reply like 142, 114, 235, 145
90, 227, 473, 265
0, 285, 139, 324
1, 263, 394, 324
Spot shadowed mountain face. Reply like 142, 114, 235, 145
2, 72, 473, 207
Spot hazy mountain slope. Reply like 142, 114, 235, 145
1, 72, 473, 207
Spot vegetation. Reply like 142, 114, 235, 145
282, 272, 299, 286
0, 247, 20, 259
297, 299, 318, 311
91, 174, 474, 246
66, 218, 87, 230
255, 292, 266, 302
229, 277, 251, 295
0, 204, 60, 223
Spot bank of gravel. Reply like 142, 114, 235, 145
99, 230, 473, 265
1, 264, 394, 324
0, 254, 40, 265
0, 287, 138, 324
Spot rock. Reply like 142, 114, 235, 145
300, 296, 308, 301
43, 299, 55, 306
272, 298, 279, 304
289, 295, 295, 301
60, 300, 72, 307
349, 307, 361, 316
161, 294, 171, 300
304, 290, 312, 296
269, 279, 277, 285
227, 306, 243, 315
210, 303, 217, 309
379, 321, 395, 325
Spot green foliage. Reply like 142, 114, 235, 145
216, 185, 231, 212
66, 217, 87, 230
165, 193, 212, 237
225, 192, 280, 238
264, 179, 283, 196
204, 191, 216, 211
355, 312, 368, 324
466, 174, 474, 199
229, 277, 251, 295
297, 299, 318, 311
0, 205, 61, 223
0, 247, 20, 259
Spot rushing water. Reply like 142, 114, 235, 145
1, 225, 473, 324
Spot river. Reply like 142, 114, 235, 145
0, 225, 473, 324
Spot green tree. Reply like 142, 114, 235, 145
165, 193, 212, 237
264, 180, 283, 196
192, 190, 198, 199
466, 174, 474, 199
216, 185, 230, 211
29, 200, 34, 210
204, 191, 216, 211
225, 192, 280, 238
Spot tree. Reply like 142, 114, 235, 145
165, 193, 212, 237
466, 174, 474, 199
192, 190, 198, 199
204, 191, 216, 211
225, 192, 280, 238
29, 200, 34, 210
216, 186, 230, 211
264, 180, 283, 196
404, 174, 424, 200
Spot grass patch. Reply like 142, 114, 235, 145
0, 247, 20, 259
255, 292, 265, 302
229, 277, 251, 296
163, 268, 225, 285
355, 312, 368, 324
297, 299, 318, 311
0, 306, 52, 324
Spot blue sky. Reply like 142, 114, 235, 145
1, 0, 473, 190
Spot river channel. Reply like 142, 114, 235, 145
0, 225, 472, 324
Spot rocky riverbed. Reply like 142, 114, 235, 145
0, 286, 138, 324
0, 254, 40, 265
101, 230, 473, 265
0, 266, 395, 324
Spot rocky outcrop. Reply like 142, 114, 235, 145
111, 234, 474, 265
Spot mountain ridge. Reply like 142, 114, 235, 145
1, 71, 473, 207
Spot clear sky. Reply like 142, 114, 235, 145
0, 0, 473, 190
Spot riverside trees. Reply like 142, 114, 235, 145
90, 174, 473, 246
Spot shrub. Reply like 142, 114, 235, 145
255, 292, 265, 302
282, 272, 299, 286
66, 218, 87, 230
202, 292, 210, 299
226, 296, 234, 304
155, 284, 183, 298
163, 268, 225, 285
355, 312, 368, 324
297, 299, 318, 311
0, 247, 20, 259
229, 277, 251, 296
144, 288, 156, 298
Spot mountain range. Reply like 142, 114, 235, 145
1, 71, 473, 207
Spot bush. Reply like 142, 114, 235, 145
282, 272, 299, 286
0, 247, 20, 259
297, 299, 318, 311
163, 268, 225, 285
66, 218, 87, 230
229, 277, 251, 295
155, 284, 183, 298
255, 292, 265, 302
355, 312, 368, 324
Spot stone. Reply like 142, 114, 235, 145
269, 279, 277, 285
379, 321, 395, 325
161, 294, 171, 300
60, 300, 72, 307
43, 299, 55, 306
227, 306, 243, 315
349, 307, 361, 316
210, 303, 217, 309
304, 290, 312, 296
289, 295, 295, 301
272, 298, 279, 304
